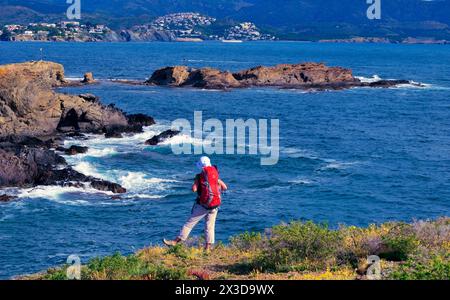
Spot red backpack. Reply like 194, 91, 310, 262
197, 166, 221, 209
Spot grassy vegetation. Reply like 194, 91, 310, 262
25, 218, 449, 280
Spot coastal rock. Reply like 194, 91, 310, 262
126, 114, 156, 128
0, 61, 65, 87
104, 128, 124, 139
0, 61, 130, 137
104, 114, 156, 138
0, 135, 59, 149
91, 180, 127, 194
363, 79, 411, 88
147, 62, 413, 90
82, 72, 95, 84
233, 63, 357, 87
145, 129, 180, 145
0, 145, 65, 187
78, 93, 100, 103
147, 66, 240, 89
147, 66, 191, 86
0, 144, 126, 194
185, 68, 241, 89
0, 194, 17, 202
0, 61, 143, 194
58, 145, 89, 155
37, 168, 127, 194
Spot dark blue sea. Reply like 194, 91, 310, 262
0, 41, 449, 279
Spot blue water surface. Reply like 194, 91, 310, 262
0, 41, 449, 279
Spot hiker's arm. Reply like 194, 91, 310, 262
192, 179, 199, 192
218, 179, 228, 191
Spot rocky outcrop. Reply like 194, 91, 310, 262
36, 167, 127, 194
0, 143, 65, 188
91, 181, 126, 194
104, 114, 156, 138
0, 61, 65, 87
0, 138, 126, 194
146, 66, 240, 89
233, 63, 356, 87
0, 194, 17, 202
147, 62, 415, 90
56, 145, 89, 156
126, 114, 156, 128
145, 130, 180, 145
0, 61, 152, 195
82, 72, 95, 84
0, 61, 131, 137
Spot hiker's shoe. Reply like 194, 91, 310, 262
163, 239, 179, 247
204, 243, 213, 253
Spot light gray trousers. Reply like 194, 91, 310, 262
178, 203, 219, 244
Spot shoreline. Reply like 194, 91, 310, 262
1, 40, 450, 45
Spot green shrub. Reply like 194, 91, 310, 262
390, 255, 450, 280
143, 264, 189, 280
380, 228, 418, 261
254, 221, 342, 272
84, 252, 188, 280
230, 231, 263, 251
42, 266, 69, 280
166, 244, 190, 259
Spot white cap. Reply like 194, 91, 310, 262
196, 156, 212, 170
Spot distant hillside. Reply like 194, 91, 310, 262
1, 0, 450, 41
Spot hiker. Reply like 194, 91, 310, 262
164, 156, 228, 251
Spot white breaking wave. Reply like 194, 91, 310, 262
83, 147, 118, 158
394, 81, 433, 89
355, 75, 382, 83
320, 160, 360, 170
356, 75, 434, 89
64, 77, 84, 81
73, 162, 105, 179
159, 134, 208, 147
118, 172, 179, 191
281, 147, 319, 160
16, 185, 114, 200
289, 178, 314, 185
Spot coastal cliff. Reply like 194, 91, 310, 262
146, 63, 410, 90
0, 61, 153, 194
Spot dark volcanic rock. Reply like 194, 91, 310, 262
0, 136, 125, 194
104, 129, 123, 139
0, 194, 17, 202
63, 145, 89, 155
36, 168, 127, 194
0, 135, 59, 149
78, 93, 99, 103
145, 130, 180, 145
126, 114, 156, 128
364, 79, 411, 88
0, 145, 65, 187
65, 132, 87, 139
91, 180, 126, 194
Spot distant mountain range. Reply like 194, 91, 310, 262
1, 0, 450, 41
